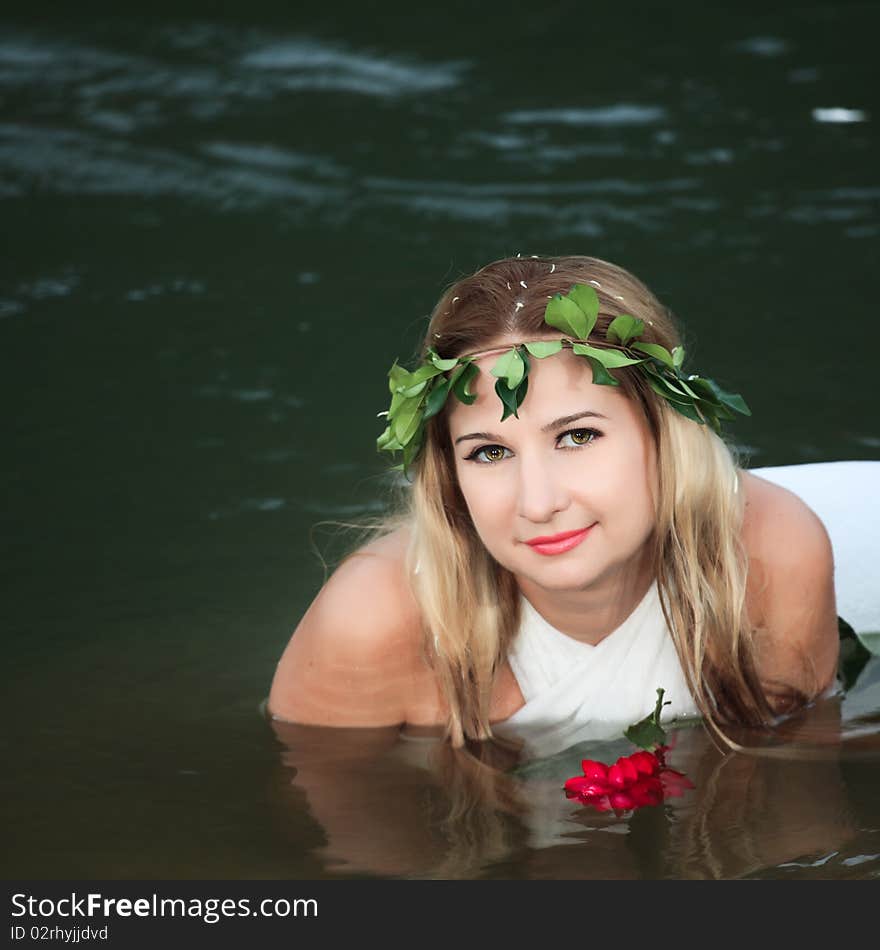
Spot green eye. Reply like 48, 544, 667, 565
466, 444, 511, 464
558, 428, 600, 448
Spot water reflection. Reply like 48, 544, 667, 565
269, 661, 880, 879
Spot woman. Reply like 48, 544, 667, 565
267, 254, 841, 747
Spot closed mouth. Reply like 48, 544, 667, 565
525, 526, 593, 546
523, 525, 595, 556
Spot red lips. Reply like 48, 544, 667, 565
525, 527, 590, 546
524, 525, 594, 556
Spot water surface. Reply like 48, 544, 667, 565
2, 1, 879, 879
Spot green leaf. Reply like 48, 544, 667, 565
376, 424, 401, 452
400, 379, 428, 398
567, 283, 600, 324
490, 347, 526, 389
606, 314, 644, 346
631, 341, 675, 367
647, 376, 706, 425
392, 396, 423, 445
583, 356, 619, 387
716, 388, 751, 417
524, 340, 563, 359
388, 361, 409, 395
672, 374, 699, 399
644, 367, 695, 399
668, 399, 706, 425
623, 688, 670, 751
452, 362, 479, 405
495, 378, 520, 420
510, 376, 529, 419
545, 293, 590, 339
837, 616, 873, 690
427, 348, 459, 371
388, 388, 407, 417
571, 343, 644, 368
683, 376, 721, 404
645, 376, 683, 404
423, 379, 451, 420
687, 376, 751, 417
706, 400, 736, 421
672, 346, 685, 369
395, 363, 443, 393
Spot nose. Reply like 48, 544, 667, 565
516, 452, 569, 524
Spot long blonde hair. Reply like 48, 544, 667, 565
397, 255, 791, 745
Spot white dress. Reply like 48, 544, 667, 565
493, 580, 700, 758
493, 460, 880, 759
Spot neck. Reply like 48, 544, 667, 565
515, 546, 655, 646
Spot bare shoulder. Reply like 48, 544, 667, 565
740, 470, 833, 574
267, 525, 425, 727
740, 470, 839, 699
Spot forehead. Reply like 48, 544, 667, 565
447, 346, 638, 433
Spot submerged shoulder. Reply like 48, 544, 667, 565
740, 470, 839, 697
267, 526, 425, 726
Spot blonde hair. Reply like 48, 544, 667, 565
393, 255, 796, 745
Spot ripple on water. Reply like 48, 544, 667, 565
1, 273, 80, 318
126, 279, 205, 302
301, 499, 388, 517
0, 36, 131, 86
239, 39, 467, 97
201, 142, 348, 180
0, 300, 26, 319
19, 273, 80, 300
502, 105, 667, 127
732, 36, 792, 58
360, 175, 700, 226
0, 124, 345, 209
207, 497, 288, 520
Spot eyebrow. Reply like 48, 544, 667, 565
453, 410, 609, 445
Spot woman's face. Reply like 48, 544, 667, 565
447, 344, 658, 596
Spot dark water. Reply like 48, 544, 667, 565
2, 2, 879, 879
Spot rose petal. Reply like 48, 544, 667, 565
609, 791, 635, 811
566, 778, 611, 799
606, 763, 627, 789
628, 750, 660, 776
564, 776, 594, 794
616, 756, 639, 784
629, 777, 664, 807
580, 759, 609, 782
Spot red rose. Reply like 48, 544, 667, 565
564, 747, 693, 815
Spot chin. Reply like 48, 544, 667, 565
515, 560, 605, 592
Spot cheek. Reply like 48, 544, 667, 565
615, 442, 658, 529
454, 467, 512, 535
583, 440, 657, 527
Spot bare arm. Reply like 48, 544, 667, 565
267, 538, 423, 728
745, 478, 840, 706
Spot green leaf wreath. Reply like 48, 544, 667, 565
376, 283, 750, 472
